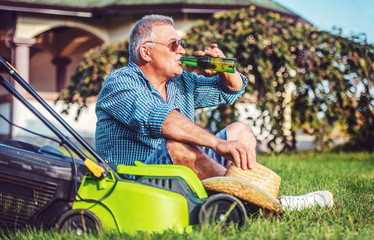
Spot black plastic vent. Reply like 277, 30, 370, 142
143, 177, 172, 189
0, 173, 56, 229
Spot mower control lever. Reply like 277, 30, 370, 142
84, 159, 108, 178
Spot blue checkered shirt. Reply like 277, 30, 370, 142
95, 61, 247, 165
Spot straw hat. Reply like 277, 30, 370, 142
201, 162, 282, 213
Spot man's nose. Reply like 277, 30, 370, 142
177, 45, 186, 55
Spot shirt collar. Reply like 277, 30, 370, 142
128, 61, 144, 76
128, 61, 154, 89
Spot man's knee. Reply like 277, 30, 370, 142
227, 122, 255, 138
226, 122, 257, 148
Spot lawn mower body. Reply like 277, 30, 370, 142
72, 163, 207, 233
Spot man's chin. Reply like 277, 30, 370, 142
175, 67, 183, 76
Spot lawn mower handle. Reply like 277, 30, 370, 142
0, 56, 106, 166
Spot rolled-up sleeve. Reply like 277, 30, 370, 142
190, 72, 248, 108
147, 103, 176, 137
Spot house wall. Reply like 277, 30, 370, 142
14, 12, 201, 93
0, 99, 96, 147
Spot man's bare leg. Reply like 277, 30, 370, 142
167, 140, 226, 180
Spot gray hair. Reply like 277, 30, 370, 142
129, 14, 175, 63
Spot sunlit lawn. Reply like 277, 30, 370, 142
3, 151, 374, 240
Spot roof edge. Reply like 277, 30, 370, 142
0, 0, 310, 25
0, 1, 92, 17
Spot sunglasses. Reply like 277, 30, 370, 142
144, 39, 186, 52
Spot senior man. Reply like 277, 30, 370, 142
95, 14, 256, 180
95, 14, 334, 211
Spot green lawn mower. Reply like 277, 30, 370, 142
0, 56, 248, 235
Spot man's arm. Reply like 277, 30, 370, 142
161, 110, 255, 170
219, 71, 243, 91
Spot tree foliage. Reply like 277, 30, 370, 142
57, 41, 129, 118
59, 6, 374, 151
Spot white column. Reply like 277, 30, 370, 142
11, 37, 35, 138
13, 37, 35, 85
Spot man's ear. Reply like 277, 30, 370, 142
139, 45, 152, 62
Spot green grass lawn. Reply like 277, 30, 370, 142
3, 151, 374, 240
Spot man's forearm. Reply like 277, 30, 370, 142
220, 71, 244, 91
161, 110, 220, 149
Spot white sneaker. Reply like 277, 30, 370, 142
278, 191, 334, 211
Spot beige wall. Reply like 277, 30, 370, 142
14, 13, 199, 94
15, 13, 111, 42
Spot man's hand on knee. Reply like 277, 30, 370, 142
213, 139, 256, 170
